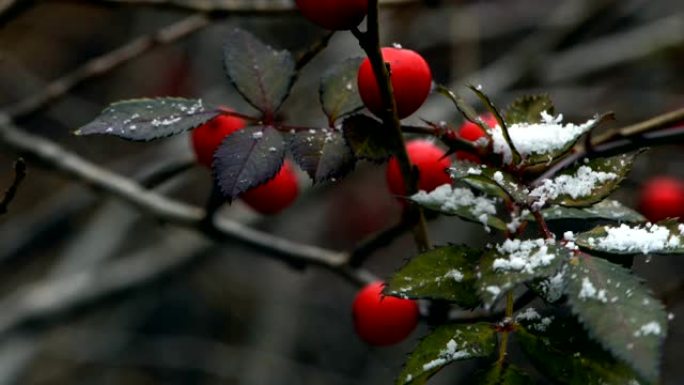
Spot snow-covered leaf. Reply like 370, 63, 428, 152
505, 94, 555, 125
575, 220, 684, 255
516, 310, 647, 385
477, 239, 569, 307
76, 98, 218, 141
564, 255, 667, 382
490, 112, 610, 166
537, 200, 646, 223
213, 125, 285, 201
475, 364, 534, 385
342, 114, 395, 162
288, 128, 355, 183
449, 162, 529, 204
529, 152, 639, 210
320, 57, 364, 123
397, 323, 496, 385
410, 184, 506, 232
386, 245, 482, 308
223, 29, 295, 116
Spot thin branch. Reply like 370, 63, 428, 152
349, 219, 413, 267
0, 115, 377, 286
0, 157, 25, 215
294, 30, 335, 71
2, 13, 210, 119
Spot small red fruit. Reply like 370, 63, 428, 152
456, 114, 498, 162
357, 47, 432, 119
386, 140, 452, 197
352, 281, 419, 346
241, 160, 299, 215
191, 113, 246, 168
295, 0, 368, 30
638, 177, 684, 222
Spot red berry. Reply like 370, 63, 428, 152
456, 114, 497, 162
241, 160, 299, 215
295, 0, 368, 30
352, 281, 419, 346
357, 47, 432, 119
638, 177, 684, 222
386, 140, 452, 197
191, 113, 246, 168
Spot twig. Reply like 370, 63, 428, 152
349, 219, 413, 267
0, 115, 377, 286
2, 14, 210, 119
0, 157, 26, 215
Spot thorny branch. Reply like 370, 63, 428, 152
0, 157, 25, 215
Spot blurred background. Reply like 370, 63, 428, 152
0, 0, 683, 384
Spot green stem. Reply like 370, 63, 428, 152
353, 0, 430, 252
497, 291, 514, 368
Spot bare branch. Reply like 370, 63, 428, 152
0, 157, 25, 215
90, 0, 418, 13
3, 13, 210, 119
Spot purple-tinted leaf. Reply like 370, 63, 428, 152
342, 114, 394, 162
319, 57, 364, 123
76, 98, 218, 141
223, 29, 295, 116
288, 128, 355, 183
213, 126, 285, 201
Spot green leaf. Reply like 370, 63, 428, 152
386, 245, 482, 308
213, 125, 285, 201
342, 114, 395, 162
409, 184, 507, 232
529, 152, 639, 209
319, 57, 364, 123
564, 255, 667, 382
76, 98, 219, 141
575, 219, 684, 255
449, 162, 529, 204
516, 310, 647, 385
288, 128, 355, 183
537, 200, 646, 223
223, 29, 296, 116
397, 323, 497, 385
468, 85, 521, 164
477, 239, 569, 307
435, 85, 491, 138
475, 364, 535, 385
505, 94, 555, 125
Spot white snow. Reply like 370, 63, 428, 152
578, 277, 608, 303
590, 223, 681, 254
492, 239, 556, 274
411, 184, 497, 230
529, 166, 618, 210
443, 269, 464, 282
490, 111, 596, 164
421, 338, 471, 371
634, 321, 662, 337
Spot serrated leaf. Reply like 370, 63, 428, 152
564, 255, 667, 382
76, 98, 218, 141
397, 323, 496, 385
410, 184, 506, 231
320, 57, 364, 123
435, 85, 491, 138
223, 29, 295, 116
213, 126, 285, 201
288, 128, 355, 183
529, 152, 639, 209
575, 219, 684, 255
476, 364, 534, 385
468, 85, 521, 164
505, 94, 555, 125
477, 239, 569, 307
386, 245, 482, 308
516, 310, 647, 385
449, 162, 529, 204
342, 114, 395, 162
537, 200, 646, 223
